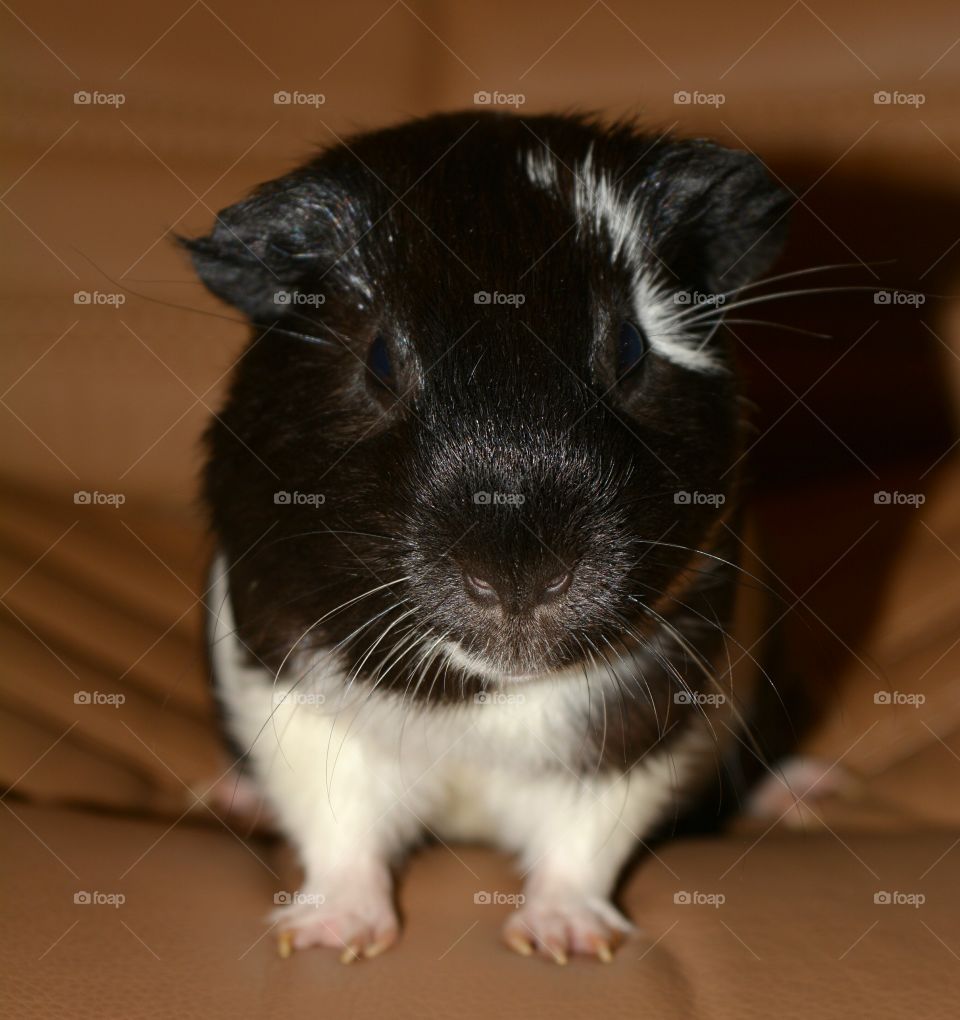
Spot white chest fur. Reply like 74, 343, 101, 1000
208, 559, 707, 865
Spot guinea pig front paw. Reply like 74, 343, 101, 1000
272, 890, 399, 963
502, 891, 635, 964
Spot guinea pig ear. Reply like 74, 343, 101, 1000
180, 175, 329, 321
643, 139, 790, 293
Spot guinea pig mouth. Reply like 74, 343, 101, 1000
440, 639, 584, 684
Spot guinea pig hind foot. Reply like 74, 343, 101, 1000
745, 755, 858, 824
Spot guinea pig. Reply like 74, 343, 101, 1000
186, 111, 803, 964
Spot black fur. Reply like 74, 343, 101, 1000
188, 111, 792, 782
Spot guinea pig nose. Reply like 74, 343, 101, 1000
463, 571, 500, 606
539, 569, 573, 603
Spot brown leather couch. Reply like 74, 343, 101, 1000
3, 2, 960, 1016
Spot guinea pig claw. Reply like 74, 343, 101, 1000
277, 930, 294, 959
505, 931, 534, 957
546, 942, 568, 966
594, 939, 614, 964
362, 938, 392, 960
340, 942, 361, 964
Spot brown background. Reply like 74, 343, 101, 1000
3, 0, 960, 501
2, 2, 960, 1016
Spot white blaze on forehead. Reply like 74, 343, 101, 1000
524, 148, 560, 191
522, 143, 722, 373
572, 146, 645, 266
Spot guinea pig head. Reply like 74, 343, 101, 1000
187, 113, 788, 689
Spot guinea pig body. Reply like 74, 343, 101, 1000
192, 111, 800, 962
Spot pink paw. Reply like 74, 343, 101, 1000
746, 755, 856, 825
272, 890, 399, 963
194, 772, 271, 831
502, 892, 634, 964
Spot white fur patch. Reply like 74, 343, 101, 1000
523, 143, 723, 374
208, 557, 711, 906
524, 148, 561, 192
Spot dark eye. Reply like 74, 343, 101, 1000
616, 320, 649, 380
366, 333, 396, 391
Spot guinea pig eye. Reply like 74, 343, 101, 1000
366, 333, 396, 392
616, 320, 649, 380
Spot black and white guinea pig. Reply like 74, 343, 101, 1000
186, 111, 803, 964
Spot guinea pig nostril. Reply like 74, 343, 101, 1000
541, 570, 573, 599
463, 572, 500, 605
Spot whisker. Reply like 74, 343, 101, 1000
325, 606, 420, 791
627, 538, 784, 603
238, 577, 407, 772
633, 601, 768, 771
261, 529, 405, 549
712, 318, 833, 340
583, 642, 609, 775
395, 627, 440, 765
676, 284, 902, 333
76, 251, 341, 349
712, 259, 896, 300
627, 585, 796, 741
270, 598, 407, 776
607, 606, 722, 753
